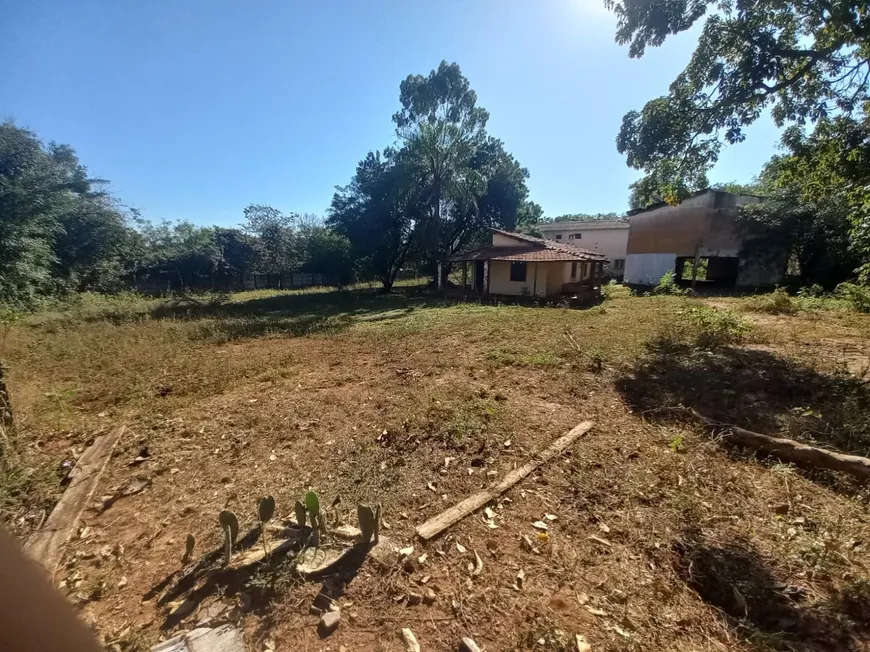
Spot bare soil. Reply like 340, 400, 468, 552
3, 289, 870, 651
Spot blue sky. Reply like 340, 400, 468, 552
1, 0, 781, 226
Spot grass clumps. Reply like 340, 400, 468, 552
601, 280, 633, 299
836, 283, 870, 313
654, 270, 689, 296
680, 306, 753, 349
743, 287, 798, 315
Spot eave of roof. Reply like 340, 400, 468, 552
487, 228, 605, 258
537, 220, 629, 231
449, 245, 606, 263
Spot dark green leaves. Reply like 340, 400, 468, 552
609, 0, 870, 211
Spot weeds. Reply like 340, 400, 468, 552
836, 282, 870, 313
654, 270, 688, 296
601, 279, 633, 299
679, 306, 752, 348
743, 287, 798, 315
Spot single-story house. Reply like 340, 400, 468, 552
442, 228, 607, 298
623, 189, 784, 287
537, 219, 629, 280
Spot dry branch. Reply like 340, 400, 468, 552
25, 426, 126, 575
689, 409, 870, 481
416, 420, 594, 540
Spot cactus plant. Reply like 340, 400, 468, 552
219, 510, 239, 566
305, 490, 327, 538
182, 533, 196, 564
257, 496, 276, 557
294, 500, 307, 527
358, 505, 378, 544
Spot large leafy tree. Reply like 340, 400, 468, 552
0, 122, 134, 307
608, 0, 870, 207
395, 61, 538, 274
736, 156, 859, 287
328, 149, 421, 291
243, 204, 299, 283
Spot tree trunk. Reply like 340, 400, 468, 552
690, 409, 870, 481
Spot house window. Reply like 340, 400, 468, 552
568, 233, 581, 240
613, 259, 625, 270
555, 234, 562, 240
510, 261, 527, 282
571, 262, 578, 279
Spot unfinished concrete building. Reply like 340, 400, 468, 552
623, 189, 784, 288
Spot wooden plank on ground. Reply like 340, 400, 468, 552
25, 426, 125, 575
416, 420, 594, 540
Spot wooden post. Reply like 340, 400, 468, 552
691, 242, 701, 294
533, 263, 538, 297
483, 261, 490, 294
437, 261, 443, 290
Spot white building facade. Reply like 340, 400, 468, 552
537, 220, 630, 279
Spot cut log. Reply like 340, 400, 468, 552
416, 421, 594, 540
25, 426, 125, 575
690, 409, 870, 481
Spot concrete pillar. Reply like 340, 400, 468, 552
462, 262, 467, 289
437, 261, 443, 290
483, 261, 489, 294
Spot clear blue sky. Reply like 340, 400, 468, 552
1, 0, 781, 226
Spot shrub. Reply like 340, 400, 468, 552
680, 306, 752, 348
836, 283, 870, 313
601, 280, 633, 299
654, 270, 688, 296
743, 287, 797, 315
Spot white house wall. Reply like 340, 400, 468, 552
624, 254, 677, 285
540, 228, 628, 270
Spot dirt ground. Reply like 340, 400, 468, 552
3, 289, 870, 651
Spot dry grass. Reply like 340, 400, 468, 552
2, 288, 870, 651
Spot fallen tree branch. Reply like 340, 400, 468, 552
416, 421, 594, 540
687, 409, 870, 481
25, 426, 126, 575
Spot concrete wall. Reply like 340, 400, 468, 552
542, 227, 627, 272
624, 254, 677, 285
623, 191, 778, 286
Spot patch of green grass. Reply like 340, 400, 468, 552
679, 306, 753, 349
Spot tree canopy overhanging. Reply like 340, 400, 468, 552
607, 0, 870, 280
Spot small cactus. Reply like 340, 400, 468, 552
305, 490, 320, 523
305, 490, 327, 538
358, 505, 377, 544
182, 533, 196, 564
258, 496, 276, 523
294, 500, 307, 527
258, 496, 276, 558
219, 510, 239, 566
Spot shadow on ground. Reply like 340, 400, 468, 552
144, 288, 440, 342
674, 527, 865, 651
617, 338, 870, 457
144, 523, 377, 633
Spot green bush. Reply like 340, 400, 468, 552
654, 270, 688, 296
743, 287, 797, 315
601, 280, 633, 298
836, 283, 870, 313
680, 306, 752, 348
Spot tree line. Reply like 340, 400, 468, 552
6, 2, 870, 311
0, 62, 541, 309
